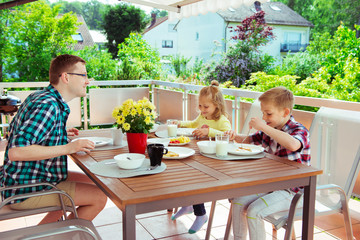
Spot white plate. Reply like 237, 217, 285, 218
177, 128, 196, 136
163, 147, 195, 159
169, 141, 190, 146
73, 137, 112, 148
147, 137, 170, 147
227, 143, 264, 156
150, 123, 160, 133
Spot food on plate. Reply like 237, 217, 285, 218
237, 146, 252, 152
170, 136, 190, 144
164, 151, 180, 157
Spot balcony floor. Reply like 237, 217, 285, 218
1, 141, 360, 239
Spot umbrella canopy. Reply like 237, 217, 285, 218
121, 0, 269, 21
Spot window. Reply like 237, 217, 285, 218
168, 24, 176, 32
195, 32, 199, 41
71, 33, 83, 43
281, 32, 306, 52
284, 32, 301, 44
162, 40, 173, 48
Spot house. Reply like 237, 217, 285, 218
89, 30, 107, 50
143, 14, 177, 59
71, 15, 94, 50
143, 2, 313, 63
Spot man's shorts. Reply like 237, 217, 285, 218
9, 181, 76, 210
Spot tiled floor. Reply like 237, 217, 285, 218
1, 142, 360, 239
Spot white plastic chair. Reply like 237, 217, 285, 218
0, 180, 101, 240
221, 107, 360, 240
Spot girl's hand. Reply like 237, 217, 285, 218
67, 128, 79, 136
192, 127, 209, 139
225, 130, 236, 141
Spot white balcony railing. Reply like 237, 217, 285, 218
1, 80, 360, 197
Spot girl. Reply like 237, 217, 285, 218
171, 80, 231, 233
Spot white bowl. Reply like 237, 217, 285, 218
197, 141, 216, 154
114, 153, 145, 169
147, 138, 170, 147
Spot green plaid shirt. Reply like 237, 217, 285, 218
2, 85, 70, 203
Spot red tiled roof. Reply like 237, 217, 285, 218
143, 16, 168, 34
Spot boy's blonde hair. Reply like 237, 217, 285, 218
199, 80, 227, 120
259, 87, 294, 111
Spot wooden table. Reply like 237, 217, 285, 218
69, 129, 322, 240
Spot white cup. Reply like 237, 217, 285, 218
111, 128, 123, 146
215, 134, 229, 158
167, 119, 178, 137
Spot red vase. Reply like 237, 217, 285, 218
126, 132, 148, 154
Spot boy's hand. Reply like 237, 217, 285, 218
249, 117, 266, 131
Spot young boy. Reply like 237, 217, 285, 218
226, 87, 310, 240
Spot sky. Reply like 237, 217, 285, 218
49, 0, 153, 13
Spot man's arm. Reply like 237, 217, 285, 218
8, 139, 95, 162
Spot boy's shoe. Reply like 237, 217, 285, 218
188, 214, 208, 234
171, 206, 193, 220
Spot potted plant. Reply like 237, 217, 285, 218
112, 97, 157, 154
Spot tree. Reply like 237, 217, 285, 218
275, 0, 360, 36
54, 0, 106, 30
4, 0, 78, 82
102, 4, 148, 59
0, 10, 11, 81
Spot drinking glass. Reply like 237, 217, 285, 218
215, 134, 229, 158
167, 119, 178, 137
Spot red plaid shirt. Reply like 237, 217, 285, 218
250, 115, 310, 165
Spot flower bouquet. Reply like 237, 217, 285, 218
112, 97, 157, 153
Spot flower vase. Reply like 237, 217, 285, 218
126, 132, 148, 154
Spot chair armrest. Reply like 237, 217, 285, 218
1, 182, 59, 192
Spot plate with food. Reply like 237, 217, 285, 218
176, 128, 196, 136
227, 143, 264, 156
163, 147, 195, 159
72, 137, 112, 148
169, 136, 191, 146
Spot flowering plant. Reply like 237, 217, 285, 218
112, 97, 157, 133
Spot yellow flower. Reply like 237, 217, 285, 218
123, 123, 130, 131
130, 108, 137, 116
145, 116, 151, 124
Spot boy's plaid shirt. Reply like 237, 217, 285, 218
250, 115, 311, 165
1, 85, 70, 203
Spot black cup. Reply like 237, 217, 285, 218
147, 143, 168, 167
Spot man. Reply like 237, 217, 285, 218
2, 54, 107, 224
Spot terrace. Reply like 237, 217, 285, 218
0, 80, 359, 239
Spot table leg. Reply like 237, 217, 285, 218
302, 175, 316, 240
123, 205, 136, 240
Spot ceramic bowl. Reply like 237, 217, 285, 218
197, 140, 216, 154
147, 138, 170, 147
114, 153, 145, 169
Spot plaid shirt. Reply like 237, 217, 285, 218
1, 85, 70, 203
250, 115, 311, 165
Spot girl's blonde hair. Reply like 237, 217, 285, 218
199, 80, 227, 120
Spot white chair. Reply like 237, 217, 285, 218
221, 107, 360, 240
0, 179, 101, 239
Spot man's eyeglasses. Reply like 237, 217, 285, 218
59, 73, 88, 78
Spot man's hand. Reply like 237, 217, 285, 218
67, 139, 95, 154
67, 128, 79, 136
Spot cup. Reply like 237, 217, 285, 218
215, 134, 229, 158
111, 128, 123, 146
167, 119, 178, 137
147, 143, 168, 167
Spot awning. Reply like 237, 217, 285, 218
121, 0, 269, 21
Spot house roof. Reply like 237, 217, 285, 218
73, 15, 94, 50
218, 2, 314, 27
143, 16, 168, 34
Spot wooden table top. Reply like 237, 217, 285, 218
69, 129, 322, 210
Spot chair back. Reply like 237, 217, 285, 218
241, 99, 262, 135
309, 107, 360, 199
